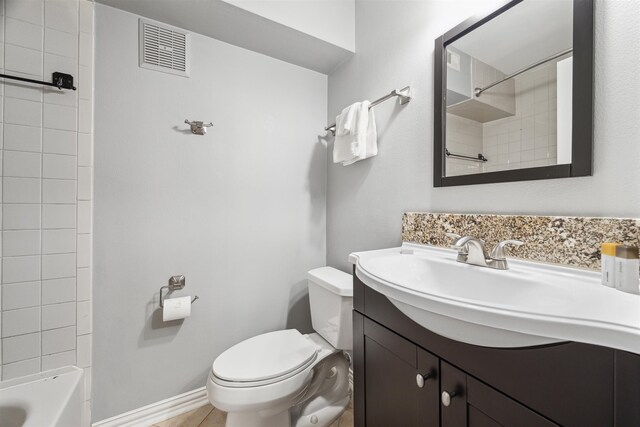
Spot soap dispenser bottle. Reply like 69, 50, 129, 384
601, 243, 618, 287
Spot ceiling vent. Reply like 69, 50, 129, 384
139, 19, 190, 77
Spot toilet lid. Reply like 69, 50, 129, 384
213, 330, 318, 383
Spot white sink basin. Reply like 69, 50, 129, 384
350, 243, 640, 353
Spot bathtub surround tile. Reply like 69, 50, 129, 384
3, 124, 42, 152
4, 45, 43, 77
3, 150, 41, 178
42, 326, 76, 355
2, 256, 41, 284
3, 204, 41, 230
4, 79, 44, 103
2, 332, 41, 364
3, 177, 41, 203
44, 52, 78, 78
78, 99, 92, 133
43, 179, 76, 204
79, 1, 94, 34
43, 128, 77, 155
0, 0, 93, 395
78, 167, 92, 200
402, 213, 640, 271
77, 300, 91, 335
43, 153, 77, 179
76, 334, 90, 368
82, 401, 92, 427
77, 133, 92, 166
42, 277, 76, 305
76, 267, 90, 301
79, 66, 92, 101
2, 230, 41, 256
3, 98, 42, 127
5, 17, 44, 51
83, 367, 92, 400
44, 0, 79, 34
42, 228, 76, 254
42, 253, 76, 279
2, 307, 41, 337
42, 349, 76, 370
44, 103, 77, 131
42, 204, 76, 229
2, 281, 41, 310
44, 28, 78, 59
2, 357, 41, 380
77, 201, 91, 233
42, 301, 76, 330
79, 32, 92, 66
5, 0, 44, 25
77, 234, 91, 267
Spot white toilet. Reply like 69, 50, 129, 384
207, 267, 353, 427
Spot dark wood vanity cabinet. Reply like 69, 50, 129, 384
353, 270, 640, 427
362, 316, 439, 426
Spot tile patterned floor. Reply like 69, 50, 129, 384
150, 401, 353, 427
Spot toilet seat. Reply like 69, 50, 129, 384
212, 330, 318, 388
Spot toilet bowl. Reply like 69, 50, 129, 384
207, 267, 353, 427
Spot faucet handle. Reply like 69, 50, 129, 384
490, 240, 524, 260
445, 232, 461, 239
445, 233, 468, 253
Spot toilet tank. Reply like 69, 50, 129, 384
307, 267, 353, 350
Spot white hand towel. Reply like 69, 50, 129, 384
332, 103, 360, 164
342, 101, 378, 165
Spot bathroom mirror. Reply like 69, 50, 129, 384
433, 0, 593, 186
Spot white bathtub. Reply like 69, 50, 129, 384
0, 366, 84, 427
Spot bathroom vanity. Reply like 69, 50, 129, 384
351, 249, 640, 427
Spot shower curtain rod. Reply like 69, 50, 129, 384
0, 72, 76, 91
325, 86, 412, 134
474, 48, 572, 97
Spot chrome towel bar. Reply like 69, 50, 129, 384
325, 86, 412, 135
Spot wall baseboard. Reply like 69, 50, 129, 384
92, 387, 208, 427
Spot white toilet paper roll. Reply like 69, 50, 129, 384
163, 296, 192, 321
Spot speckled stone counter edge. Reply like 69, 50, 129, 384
402, 213, 640, 271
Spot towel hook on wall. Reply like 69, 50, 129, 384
185, 119, 213, 135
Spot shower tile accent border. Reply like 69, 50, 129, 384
402, 213, 640, 271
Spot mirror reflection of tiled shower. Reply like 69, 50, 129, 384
444, 0, 574, 177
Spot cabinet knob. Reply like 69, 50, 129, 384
441, 390, 457, 407
416, 372, 433, 388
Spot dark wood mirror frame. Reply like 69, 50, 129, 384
433, 0, 594, 187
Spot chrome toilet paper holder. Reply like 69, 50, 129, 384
160, 275, 199, 308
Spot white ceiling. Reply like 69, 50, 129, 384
96, 0, 353, 74
452, 0, 573, 74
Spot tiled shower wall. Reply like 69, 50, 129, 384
481, 61, 559, 172
0, 0, 93, 423
446, 59, 560, 176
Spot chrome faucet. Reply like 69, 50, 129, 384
446, 232, 523, 270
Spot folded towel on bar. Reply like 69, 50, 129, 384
332, 101, 378, 165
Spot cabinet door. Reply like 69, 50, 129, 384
417, 348, 440, 425
362, 318, 439, 426
441, 361, 467, 427
440, 361, 558, 427
466, 376, 558, 427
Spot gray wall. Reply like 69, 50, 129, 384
327, 0, 640, 271
93, 5, 327, 421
